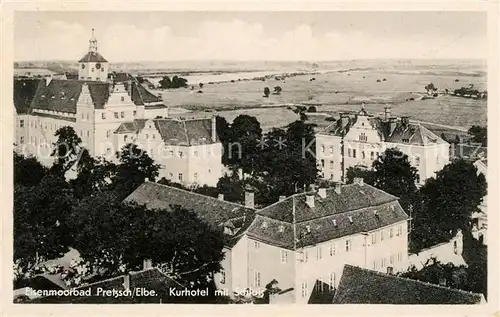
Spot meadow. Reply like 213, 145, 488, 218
161, 67, 486, 130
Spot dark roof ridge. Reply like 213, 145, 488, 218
295, 200, 406, 225
257, 195, 296, 214
139, 181, 255, 210
341, 265, 483, 299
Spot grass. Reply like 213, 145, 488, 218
158, 68, 486, 130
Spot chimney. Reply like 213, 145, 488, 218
279, 195, 286, 201
218, 194, 224, 201
245, 191, 255, 209
401, 116, 410, 127
318, 187, 327, 199
384, 106, 391, 121
388, 117, 398, 135
143, 258, 153, 270
334, 182, 342, 194
123, 273, 131, 290
353, 177, 364, 186
305, 193, 315, 208
339, 112, 350, 129
211, 116, 217, 142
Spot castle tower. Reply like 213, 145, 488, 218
78, 29, 109, 82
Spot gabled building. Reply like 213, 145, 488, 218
13, 30, 223, 186
472, 159, 487, 245
316, 106, 449, 185
331, 265, 485, 304
126, 178, 410, 304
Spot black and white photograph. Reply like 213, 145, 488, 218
4, 4, 496, 310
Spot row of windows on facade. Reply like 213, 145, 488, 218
252, 224, 404, 264
372, 252, 404, 271
320, 144, 423, 166
101, 109, 136, 120
165, 171, 211, 182
20, 119, 68, 132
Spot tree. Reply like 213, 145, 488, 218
159, 76, 172, 89
307, 106, 317, 113
14, 175, 75, 272
371, 148, 419, 212
273, 86, 282, 95
50, 126, 82, 174
263, 87, 270, 98
14, 152, 48, 186
110, 144, 160, 199
346, 166, 375, 185
425, 83, 436, 94
228, 115, 263, 174
199, 83, 204, 88
171, 75, 188, 88
467, 125, 487, 147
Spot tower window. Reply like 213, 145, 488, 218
114, 112, 119, 119
120, 111, 125, 118
121, 97, 125, 102
102, 113, 106, 120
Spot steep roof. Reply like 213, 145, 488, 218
114, 118, 218, 146
129, 77, 162, 104
78, 51, 108, 63
124, 182, 255, 248
246, 183, 408, 249
321, 114, 447, 146
13, 78, 42, 114
332, 265, 484, 304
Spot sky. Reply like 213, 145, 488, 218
14, 11, 487, 62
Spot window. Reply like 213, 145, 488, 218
316, 247, 322, 260
370, 151, 375, 160
145, 134, 148, 139
390, 255, 395, 265
254, 241, 260, 249
415, 156, 420, 166
402, 138, 409, 143
353, 149, 357, 158
254, 271, 261, 287
320, 159, 325, 167
381, 258, 386, 268
301, 282, 308, 298
178, 173, 183, 181
304, 250, 309, 262
390, 228, 394, 238
87, 130, 90, 138
329, 272, 336, 290
373, 261, 377, 270
91, 68, 95, 72
380, 230, 384, 241
329, 160, 334, 169
169, 150, 174, 157
106, 148, 111, 154
20, 120, 25, 127
329, 173, 334, 180
371, 232, 377, 245
114, 112, 119, 119
397, 252, 402, 262
281, 250, 288, 263
20, 136, 24, 144
124, 135, 128, 142
348, 148, 352, 157
102, 113, 106, 120
345, 240, 351, 252
359, 133, 367, 142
121, 96, 125, 102
320, 145, 325, 153
86, 113, 89, 120
416, 173, 421, 183
194, 173, 198, 181
106, 130, 111, 138
329, 146, 334, 154
220, 271, 226, 284
178, 151, 183, 158
133, 110, 137, 116
329, 243, 336, 256
397, 225, 402, 236
120, 111, 125, 118
168, 173, 173, 178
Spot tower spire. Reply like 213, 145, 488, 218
89, 28, 98, 53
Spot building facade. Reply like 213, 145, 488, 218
315, 106, 450, 185
472, 159, 487, 245
126, 179, 410, 304
13, 30, 223, 186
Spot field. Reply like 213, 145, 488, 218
162, 66, 487, 131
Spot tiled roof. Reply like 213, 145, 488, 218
130, 77, 162, 104
332, 265, 484, 304
124, 182, 255, 248
27, 268, 179, 303
114, 118, 218, 146
13, 78, 42, 114
78, 51, 108, 63
321, 115, 447, 146
246, 183, 408, 249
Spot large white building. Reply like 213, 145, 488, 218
315, 106, 450, 185
126, 178, 410, 304
13, 30, 222, 187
